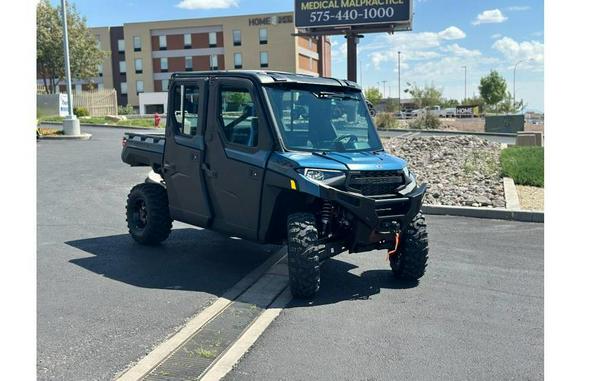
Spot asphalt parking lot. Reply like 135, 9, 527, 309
37, 126, 543, 380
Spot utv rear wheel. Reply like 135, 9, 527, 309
126, 183, 172, 245
287, 213, 320, 298
390, 213, 429, 281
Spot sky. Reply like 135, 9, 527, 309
53, 0, 545, 111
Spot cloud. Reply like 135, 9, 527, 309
176, 0, 238, 10
473, 9, 508, 25
492, 37, 544, 67
441, 44, 482, 58
438, 26, 466, 40
491, 33, 502, 39
385, 26, 466, 50
505, 5, 531, 11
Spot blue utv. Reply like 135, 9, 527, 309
121, 71, 428, 298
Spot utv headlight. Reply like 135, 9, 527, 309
402, 166, 417, 194
298, 168, 344, 182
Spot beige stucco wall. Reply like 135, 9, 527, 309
89, 27, 113, 90
122, 12, 299, 106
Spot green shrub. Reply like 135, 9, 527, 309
408, 112, 441, 129
374, 112, 398, 129
73, 107, 89, 118
118, 105, 134, 115
500, 146, 544, 187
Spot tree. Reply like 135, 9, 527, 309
494, 91, 525, 114
364, 87, 382, 106
37, 0, 106, 94
407, 83, 443, 109
441, 98, 460, 108
479, 70, 507, 108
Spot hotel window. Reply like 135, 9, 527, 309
120, 82, 127, 95
232, 30, 241, 46
184, 33, 192, 49
185, 56, 193, 71
75, 84, 82, 94
260, 52, 268, 68
210, 54, 218, 70
98, 83, 104, 90
161, 79, 169, 92
133, 36, 141, 52
234, 53, 242, 69
308, 37, 313, 50
259, 28, 268, 44
95, 35, 101, 49
160, 57, 168, 72
159, 35, 167, 50
136, 80, 144, 94
117, 39, 125, 52
209, 32, 217, 48
98, 63, 103, 77
119, 60, 126, 74
135, 58, 143, 74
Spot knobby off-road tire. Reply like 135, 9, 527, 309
126, 183, 173, 245
287, 213, 321, 298
390, 213, 429, 281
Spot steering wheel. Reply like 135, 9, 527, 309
333, 134, 358, 145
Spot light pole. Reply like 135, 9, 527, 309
397, 51, 401, 112
513, 58, 532, 107
61, 0, 80, 135
381, 80, 388, 99
462, 65, 467, 102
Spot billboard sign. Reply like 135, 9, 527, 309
294, 0, 412, 30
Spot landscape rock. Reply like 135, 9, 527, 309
384, 135, 506, 208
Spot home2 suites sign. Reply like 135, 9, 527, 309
249, 15, 294, 26
294, 0, 411, 29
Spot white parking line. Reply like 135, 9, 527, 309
114, 248, 286, 381
199, 287, 292, 381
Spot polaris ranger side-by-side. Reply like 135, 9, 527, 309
121, 71, 428, 298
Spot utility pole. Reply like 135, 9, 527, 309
462, 65, 467, 102
397, 51, 401, 111
61, 0, 80, 136
381, 80, 388, 98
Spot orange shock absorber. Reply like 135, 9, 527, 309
387, 233, 400, 258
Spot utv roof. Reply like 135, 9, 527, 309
171, 70, 361, 90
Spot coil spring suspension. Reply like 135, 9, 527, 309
319, 201, 333, 237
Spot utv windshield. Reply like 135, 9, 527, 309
265, 85, 382, 152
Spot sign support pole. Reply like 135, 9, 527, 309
346, 33, 358, 83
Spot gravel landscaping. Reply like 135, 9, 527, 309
516, 185, 544, 211
385, 135, 506, 208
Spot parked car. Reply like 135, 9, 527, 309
121, 71, 429, 298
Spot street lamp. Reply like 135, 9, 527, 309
513, 58, 533, 107
462, 65, 467, 102
61, 0, 80, 136
397, 51, 401, 111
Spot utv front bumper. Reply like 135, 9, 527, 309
317, 182, 427, 252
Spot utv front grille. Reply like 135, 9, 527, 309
346, 170, 405, 196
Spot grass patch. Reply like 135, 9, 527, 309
39, 115, 162, 128
500, 146, 544, 187
193, 347, 217, 359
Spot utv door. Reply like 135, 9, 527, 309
204, 77, 273, 240
162, 79, 212, 227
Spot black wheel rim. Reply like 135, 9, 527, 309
130, 199, 147, 230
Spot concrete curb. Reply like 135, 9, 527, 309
503, 177, 521, 210
378, 128, 516, 137
40, 121, 159, 131
422, 204, 543, 223
37, 133, 92, 141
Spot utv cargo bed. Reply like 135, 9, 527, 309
121, 132, 165, 168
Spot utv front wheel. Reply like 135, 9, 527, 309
287, 213, 320, 298
126, 183, 173, 245
390, 213, 429, 281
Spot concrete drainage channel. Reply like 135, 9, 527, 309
116, 248, 290, 381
